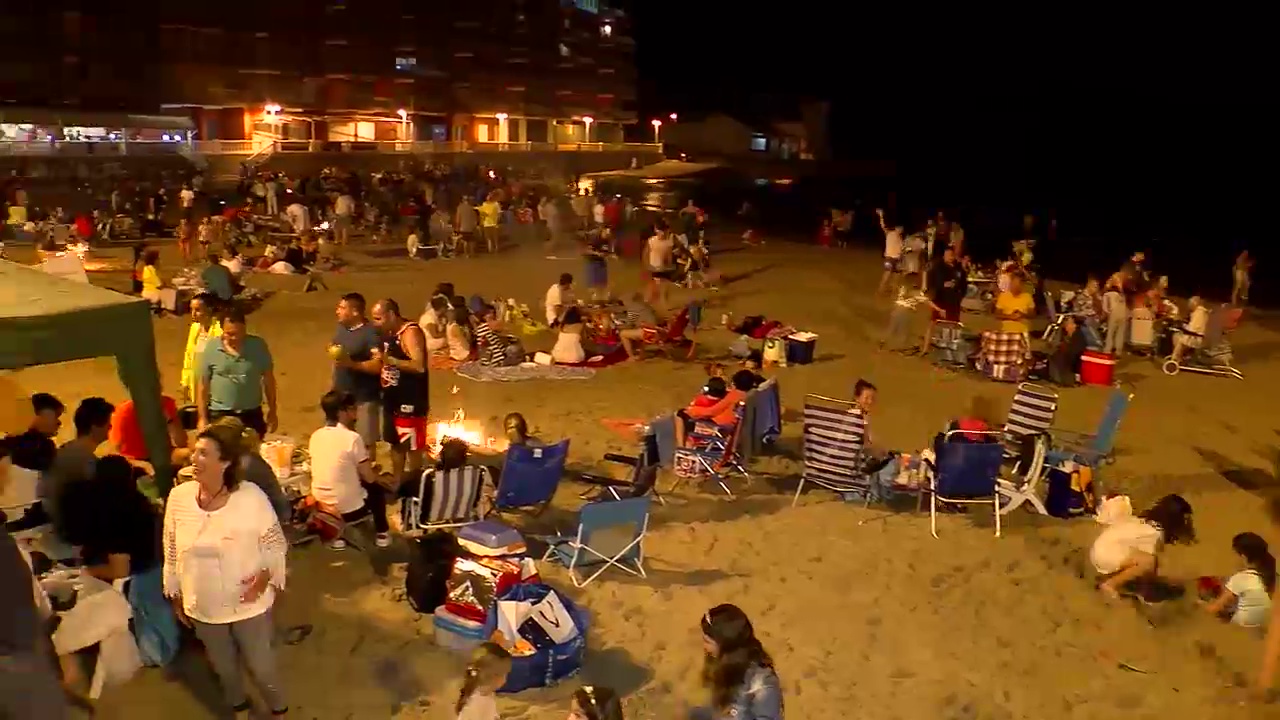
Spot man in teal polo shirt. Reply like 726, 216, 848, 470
197, 308, 278, 436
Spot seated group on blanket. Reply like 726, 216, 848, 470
1089, 493, 1275, 629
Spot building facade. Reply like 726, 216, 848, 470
1, 1, 635, 144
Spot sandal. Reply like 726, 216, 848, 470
281, 624, 313, 646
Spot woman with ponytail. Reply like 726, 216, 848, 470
1200, 532, 1275, 628
455, 642, 511, 720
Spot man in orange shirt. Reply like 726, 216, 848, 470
674, 370, 755, 447
108, 395, 188, 469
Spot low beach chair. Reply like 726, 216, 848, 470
1048, 387, 1132, 467
648, 305, 697, 359
578, 431, 665, 505
1002, 382, 1059, 455
672, 402, 749, 497
403, 465, 490, 532
540, 496, 651, 587
496, 439, 570, 512
975, 331, 1032, 382
793, 394, 869, 506
929, 320, 969, 368
924, 430, 1007, 538
997, 432, 1049, 516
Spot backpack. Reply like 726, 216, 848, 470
1046, 463, 1096, 519
405, 532, 461, 614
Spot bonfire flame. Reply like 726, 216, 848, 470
432, 408, 498, 452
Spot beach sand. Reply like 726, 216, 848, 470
5, 238, 1280, 719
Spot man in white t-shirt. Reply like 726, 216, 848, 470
308, 391, 391, 548
544, 272, 576, 325
876, 208, 904, 296
645, 225, 675, 306
178, 183, 196, 219
285, 201, 310, 236
333, 192, 355, 245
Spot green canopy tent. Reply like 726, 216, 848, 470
0, 260, 174, 491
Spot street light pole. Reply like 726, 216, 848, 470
650, 119, 662, 143
582, 115, 593, 143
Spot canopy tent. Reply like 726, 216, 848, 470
0, 260, 173, 490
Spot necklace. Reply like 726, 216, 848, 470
196, 484, 228, 510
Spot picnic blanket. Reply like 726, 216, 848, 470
456, 362, 596, 382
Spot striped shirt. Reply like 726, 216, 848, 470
163, 481, 287, 624
472, 322, 508, 367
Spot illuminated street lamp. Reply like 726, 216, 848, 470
669, 113, 678, 121
397, 108, 408, 140
582, 115, 593, 142
650, 118, 662, 143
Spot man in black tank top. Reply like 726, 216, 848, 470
371, 299, 430, 486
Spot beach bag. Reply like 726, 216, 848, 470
406, 532, 462, 614
487, 583, 588, 693
445, 555, 540, 623
1045, 463, 1096, 519
761, 337, 786, 365
673, 448, 709, 479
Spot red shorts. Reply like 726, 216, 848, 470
640, 326, 661, 343
387, 414, 429, 451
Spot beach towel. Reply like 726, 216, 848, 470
649, 413, 677, 467
738, 380, 781, 461
560, 346, 629, 368
456, 362, 596, 382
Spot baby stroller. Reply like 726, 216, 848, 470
1160, 306, 1242, 379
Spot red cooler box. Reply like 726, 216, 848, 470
1080, 350, 1115, 386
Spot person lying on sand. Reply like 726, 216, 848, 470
1197, 532, 1274, 628
1090, 494, 1195, 601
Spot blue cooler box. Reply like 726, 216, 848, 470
785, 334, 817, 365
458, 520, 526, 557
433, 606, 487, 654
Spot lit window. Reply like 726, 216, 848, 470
750, 134, 768, 152
453, 51, 474, 58
600, 23, 612, 38
559, 43, 570, 57
507, 58, 529, 64
395, 56, 417, 70
573, 0, 599, 13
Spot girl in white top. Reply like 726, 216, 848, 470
164, 426, 288, 718
455, 642, 512, 720
1091, 494, 1194, 601
1201, 532, 1274, 628
446, 306, 473, 362
551, 306, 587, 364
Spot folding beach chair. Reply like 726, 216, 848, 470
495, 439, 570, 512
975, 331, 1032, 382
924, 430, 1007, 538
929, 320, 970, 368
578, 431, 665, 505
997, 431, 1048, 516
540, 496, 651, 587
793, 394, 869, 506
647, 305, 698, 359
1002, 382, 1059, 456
403, 465, 490, 532
1048, 387, 1132, 467
672, 402, 750, 497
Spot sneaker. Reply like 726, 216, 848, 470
375, 532, 392, 548
327, 538, 348, 550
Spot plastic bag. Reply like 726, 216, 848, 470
486, 583, 588, 693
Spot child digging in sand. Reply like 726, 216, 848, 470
1090, 494, 1195, 601
455, 643, 512, 720
1198, 532, 1275, 628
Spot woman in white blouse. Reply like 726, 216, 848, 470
163, 426, 289, 719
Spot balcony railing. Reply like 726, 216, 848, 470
191, 140, 663, 155
0, 139, 664, 158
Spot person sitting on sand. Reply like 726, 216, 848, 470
740, 351, 766, 389
503, 413, 541, 448
446, 307, 473, 362
1198, 532, 1274, 628
551, 306, 587, 365
617, 293, 661, 360
1091, 493, 1195, 601
472, 304, 523, 367
454, 642, 512, 720
689, 604, 783, 720
674, 371, 752, 448
421, 296, 450, 355
570, 685, 625, 720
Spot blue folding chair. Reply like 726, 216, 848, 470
924, 430, 1007, 538
496, 439, 570, 512
540, 496, 651, 587
578, 431, 665, 505
1048, 387, 1132, 466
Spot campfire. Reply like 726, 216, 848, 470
432, 408, 502, 454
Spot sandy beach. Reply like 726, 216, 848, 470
5, 237, 1280, 720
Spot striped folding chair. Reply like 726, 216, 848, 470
671, 402, 749, 498
997, 383, 1057, 516
793, 394, 869, 506
404, 465, 489, 532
